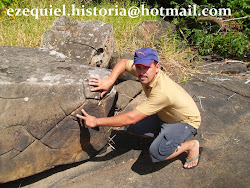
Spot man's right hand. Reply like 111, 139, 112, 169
89, 59, 128, 98
89, 77, 113, 98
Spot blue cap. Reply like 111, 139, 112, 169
133, 48, 159, 67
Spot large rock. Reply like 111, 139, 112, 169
114, 80, 142, 110
137, 20, 176, 41
199, 56, 249, 75
136, 20, 185, 51
0, 46, 116, 183
41, 16, 113, 68
117, 93, 146, 115
182, 73, 250, 137
109, 52, 137, 82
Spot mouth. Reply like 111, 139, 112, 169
139, 75, 148, 79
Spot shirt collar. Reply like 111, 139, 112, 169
148, 70, 161, 88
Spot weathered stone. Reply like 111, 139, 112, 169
136, 20, 185, 52
109, 52, 137, 81
115, 92, 146, 132
181, 73, 250, 141
117, 93, 146, 115
41, 16, 113, 68
109, 52, 134, 69
199, 58, 249, 75
0, 127, 35, 156
0, 46, 116, 183
137, 20, 176, 41
201, 55, 224, 62
114, 80, 142, 110
219, 61, 249, 74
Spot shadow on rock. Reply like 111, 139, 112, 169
77, 118, 98, 156
91, 130, 188, 175
0, 159, 90, 188
131, 150, 188, 175
90, 130, 154, 161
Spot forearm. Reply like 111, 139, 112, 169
107, 59, 128, 84
77, 109, 147, 128
96, 110, 146, 127
96, 113, 134, 127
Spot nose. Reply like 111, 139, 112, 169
138, 67, 146, 75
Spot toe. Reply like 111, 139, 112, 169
190, 159, 198, 168
184, 162, 188, 168
183, 158, 199, 169
188, 162, 193, 168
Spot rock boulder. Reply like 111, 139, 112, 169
0, 46, 116, 183
114, 80, 142, 110
41, 16, 113, 68
199, 57, 249, 75
137, 20, 176, 41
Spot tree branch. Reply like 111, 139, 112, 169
196, 16, 224, 27
223, 16, 249, 22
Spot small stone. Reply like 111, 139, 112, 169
24, 97, 29, 102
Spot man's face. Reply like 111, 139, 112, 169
135, 63, 160, 86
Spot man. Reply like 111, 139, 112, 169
77, 48, 201, 169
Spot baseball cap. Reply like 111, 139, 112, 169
133, 48, 159, 67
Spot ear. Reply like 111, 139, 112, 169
156, 63, 161, 73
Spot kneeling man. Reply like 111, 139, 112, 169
77, 48, 202, 169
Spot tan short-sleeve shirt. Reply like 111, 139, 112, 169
126, 60, 201, 129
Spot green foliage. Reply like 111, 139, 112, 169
195, 31, 249, 56
0, 0, 160, 48
0, 0, 249, 58
0, 0, 19, 9
168, 0, 250, 57
226, 0, 250, 34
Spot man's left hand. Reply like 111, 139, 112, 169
76, 109, 97, 128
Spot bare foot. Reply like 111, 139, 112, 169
183, 140, 200, 169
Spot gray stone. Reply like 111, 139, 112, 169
219, 60, 249, 74
0, 46, 116, 183
114, 80, 142, 110
199, 58, 249, 75
136, 20, 185, 52
181, 73, 250, 131
109, 52, 134, 69
109, 52, 137, 82
41, 16, 113, 68
117, 93, 146, 115
137, 20, 176, 41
